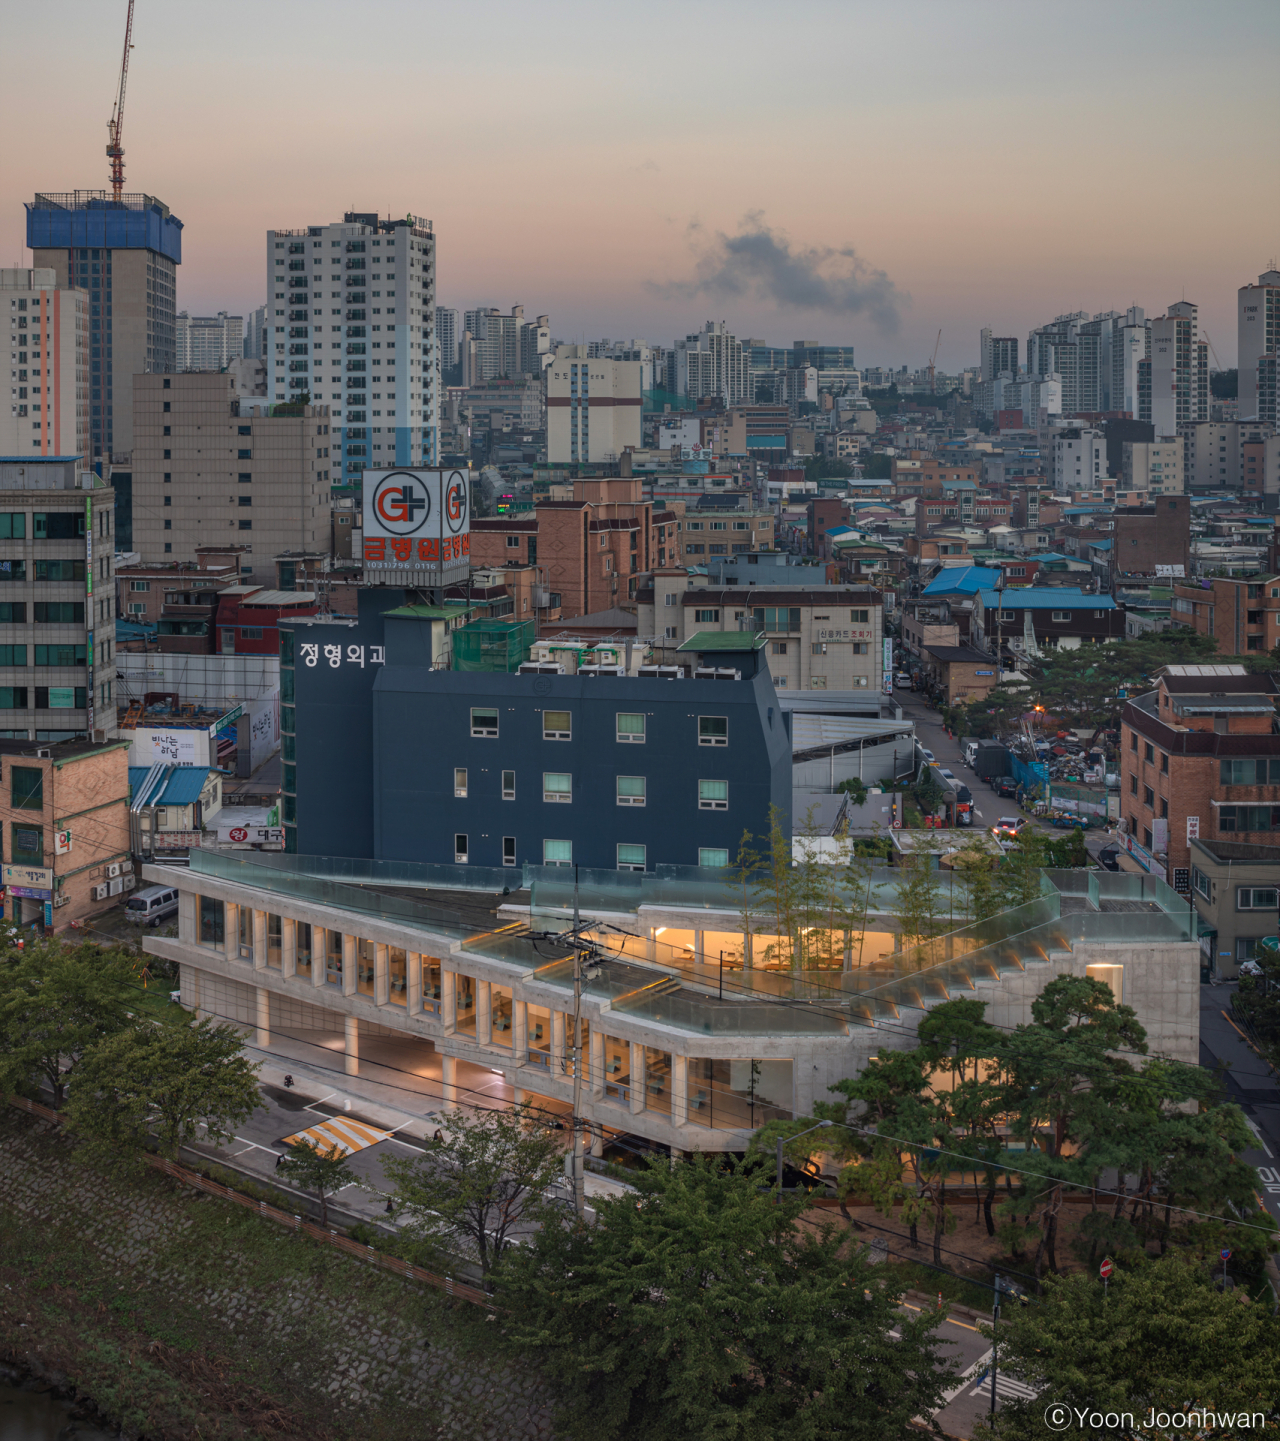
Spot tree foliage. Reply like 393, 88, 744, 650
498, 1154, 955, 1441
1233, 942, 1280, 1080
278, 1137, 358, 1229
65, 1016, 263, 1162
975, 1255, 1280, 1441
0, 940, 139, 1106
382, 1101, 564, 1276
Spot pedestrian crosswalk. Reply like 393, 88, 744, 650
970, 1368, 1040, 1401
281, 1115, 393, 1157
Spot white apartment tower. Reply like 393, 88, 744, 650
435, 307, 459, 373
1150, 301, 1208, 437
176, 311, 244, 371
674, 321, 750, 405
979, 328, 1019, 383
545, 345, 642, 465
1237, 268, 1280, 422
3, 269, 89, 459
266, 211, 437, 488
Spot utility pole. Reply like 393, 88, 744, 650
570, 865, 586, 1216
990, 1273, 1002, 1418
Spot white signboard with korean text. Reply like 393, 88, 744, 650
3, 864, 53, 889
131, 728, 203, 766
361, 468, 471, 587
217, 824, 284, 846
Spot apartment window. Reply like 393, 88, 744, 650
1220, 758, 1280, 785
1142, 827, 1153, 850
1130, 775, 1138, 796
0, 645, 26, 666
0, 514, 26, 539
502, 836, 517, 866
999, 610, 1016, 621
543, 772, 572, 803
1192, 867, 1211, 900
454, 767, 467, 798
852, 642, 870, 655
616, 712, 645, 743
1219, 805, 1280, 833
617, 843, 646, 873
1160, 798, 1169, 819
506, 535, 520, 548
129, 580, 151, 592
694, 609, 720, 623
502, 769, 516, 800
1238, 887, 1279, 910
812, 642, 827, 656
698, 716, 728, 747
470, 707, 498, 737
698, 779, 728, 811
616, 776, 646, 806
663, 594, 676, 607
543, 839, 572, 867
198, 896, 225, 946
1130, 733, 1138, 752
543, 710, 571, 740
455, 833, 469, 863
11, 766, 42, 811
1144, 742, 1154, 763
698, 848, 729, 868
1161, 752, 1169, 774
771, 641, 787, 655
850, 609, 869, 622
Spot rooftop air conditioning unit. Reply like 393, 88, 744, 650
36, 747, 52, 758
122, 875, 136, 891
638, 664, 685, 680
107, 862, 121, 879
578, 664, 624, 677
108, 877, 124, 896
694, 667, 742, 681
120, 860, 134, 874
53, 894, 69, 908
92, 883, 109, 901
517, 661, 564, 675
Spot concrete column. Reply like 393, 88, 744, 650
591, 1125, 604, 1158
178, 889, 197, 943
647, 929, 658, 963
342, 934, 357, 997
282, 918, 297, 978
672, 1054, 689, 1128
374, 943, 389, 1006
252, 909, 267, 971
224, 903, 238, 956
743, 929, 753, 973
442, 969, 457, 1032
512, 1000, 528, 1065
590, 1027, 605, 1097
344, 1015, 359, 1076
311, 928, 326, 989
255, 987, 270, 1048
407, 952, 422, 1015
629, 1041, 645, 1115
189, 967, 203, 1020
476, 980, 492, 1046
551, 1010, 566, 1073
512, 1086, 524, 1107
693, 929, 704, 966
441, 1053, 457, 1110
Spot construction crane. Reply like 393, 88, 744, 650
926, 328, 942, 393
106, 0, 136, 204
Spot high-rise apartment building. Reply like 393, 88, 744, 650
435, 307, 459, 373
545, 346, 642, 465
26, 191, 183, 464
176, 311, 243, 371
3, 269, 89, 459
0, 457, 118, 743
1106, 308, 1147, 417
130, 372, 331, 574
242, 304, 269, 361
461, 306, 550, 381
673, 321, 750, 405
1150, 302, 1208, 437
266, 210, 436, 488
979, 329, 1019, 383
1238, 269, 1280, 422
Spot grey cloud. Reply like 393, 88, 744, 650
654, 215, 907, 333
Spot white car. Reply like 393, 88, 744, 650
991, 816, 1028, 842
921, 749, 936, 764
938, 768, 957, 781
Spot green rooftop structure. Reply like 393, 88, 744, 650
452, 617, 537, 672
676, 630, 767, 654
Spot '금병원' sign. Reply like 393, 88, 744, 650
362, 469, 470, 587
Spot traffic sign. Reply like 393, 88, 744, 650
1099, 1258, 1114, 1280
1220, 1248, 1232, 1261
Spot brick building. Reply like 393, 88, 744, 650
0, 736, 132, 930
1110, 496, 1191, 577
1171, 574, 1280, 655
1120, 665, 1280, 888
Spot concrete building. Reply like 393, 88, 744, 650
242, 304, 269, 361
266, 210, 436, 488
1111, 497, 1192, 578
1171, 574, 1280, 655
544, 346, 642, 466
0, 735, 132, 930
1237, 268, 1280, 422
971, 587, 1123, 656
3, 268, 89, 460
435, 307, 459, 373
176, 311, 243, 372
1121, 438, 1185, 494
979, 329, 1019, 382
672, 322, 751, 406
130, 372, 331, 577
1189, 839, 1280, 976
1050, 429, 1106, 491
26, 191, 183, 464
1120, 665, 1280, 894
141, 853, 1200, 1160
1150, 302, 1208, 437
0, 457, 118, 742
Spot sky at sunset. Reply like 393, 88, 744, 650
2, 0, 1277, 372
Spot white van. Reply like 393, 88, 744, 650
963, 741, 979, 768
125, 884, 180, 928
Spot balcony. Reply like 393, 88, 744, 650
289, 327, 309, 338
289, 344, 309, 356
346, 361, 366, 372
346, 241, 365, 253
345, 261, 366, 272
288, 260, 305, 271
345, 309, 366, 322
346, 343, 366, 355
289, 361, 309, 373
288, 309, 309, 322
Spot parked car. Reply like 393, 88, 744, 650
1097, 845, 1121, 872
993, 777, 1020, 799
991, 816, 1028, 842
938, 768, 957, 782
125, 884, 180, 928
920, 749, 936, 764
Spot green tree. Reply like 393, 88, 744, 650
975, 1255, 1280, 1441
951, 838, 1003, 922
498, 1155, 955, 1441
751, 803, 803, 969
0, 941, 139, 1106
993, 829, 1052, 913
891, 850, 948, 963
65, 1017, 263, 1161
1234, 942, 1280, 1078
278, 1137, 358, 1229
382, 1101, 563, 1277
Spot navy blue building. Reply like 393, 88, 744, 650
281, 598, 791, 871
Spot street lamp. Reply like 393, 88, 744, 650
776, 1119, 833, 1202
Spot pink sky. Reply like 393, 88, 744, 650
3, 0, 1277, 370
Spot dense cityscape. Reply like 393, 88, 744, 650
1, 3, 1279, 1439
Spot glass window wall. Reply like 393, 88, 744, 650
491, 986, 513, 1047
644, 1047, 672, 1115
267, 913, 282, 969
295, 920, 312, 978
388, 946, 407, 1005
561, 1014, 588, 1078
527, 1004, 551, 1069
602, 1034, 631, 1103
198, 896, 224, 947
422, 959, 442, 1015
237, 907, 253, 960
356, 938, 375, 997
325, 930, 343, 987
455, 975, 476, 1036
688, 1058, 793, 1129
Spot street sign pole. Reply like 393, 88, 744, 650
990, 1273, 1001, 1418
1100, 1256, 1114, 1297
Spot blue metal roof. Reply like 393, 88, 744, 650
1089, 540, 1113, 551
978, 588, 1117, 611
0, 455, 84, 463
128, 765, 213, 806
922, 565, 1003, 596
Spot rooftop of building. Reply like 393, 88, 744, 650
976, 587, 1117, 610
922, 645, 999, 664
676, 631, 768, 654
1190, 838, 1280, 865
0, 737, 129, 766
128, 765, 216, 807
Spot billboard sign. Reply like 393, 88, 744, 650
362, 468, 471, 587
